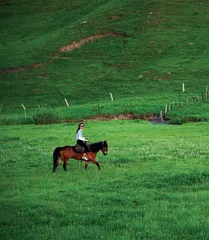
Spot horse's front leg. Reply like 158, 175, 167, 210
84, 161, 89, 170
96, 161, 101, 171
92, 160, 101, 171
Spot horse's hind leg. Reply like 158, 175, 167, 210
53, 158, 62, 173
63, 160, 69, 171
84, 161, 89, 170
53, 147, 62, 173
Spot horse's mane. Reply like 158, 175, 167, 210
89, 141, 107, 152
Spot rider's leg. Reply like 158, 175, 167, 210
82, 153, 88, 161
77, 140, 90, 161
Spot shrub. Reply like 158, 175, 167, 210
0, 117, 33, 125
168, 117, 184, 125
32, 106, 61, 125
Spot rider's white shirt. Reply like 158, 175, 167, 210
76, 129, 86, 141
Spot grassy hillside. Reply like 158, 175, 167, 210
0, 0, 209, 122
1, 121, 209, 239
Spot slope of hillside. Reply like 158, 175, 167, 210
0, 0, 209, 122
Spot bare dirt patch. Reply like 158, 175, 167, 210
0, 32, 128, 74
0, 61, 50, 74
81, 112, 169, 124
59, 32, 127, 52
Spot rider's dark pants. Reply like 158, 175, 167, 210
77, 140, 90, 152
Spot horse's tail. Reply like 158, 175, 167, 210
52, 147, 61, 172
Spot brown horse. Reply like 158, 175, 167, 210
52, 141, 108, 172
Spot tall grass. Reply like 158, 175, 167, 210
1, 120, 209, 239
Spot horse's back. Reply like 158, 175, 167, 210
73, 144, 85, 153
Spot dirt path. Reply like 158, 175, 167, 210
60, 32, 125, 52
0, 62, 49, 74
0, 32, 128, 74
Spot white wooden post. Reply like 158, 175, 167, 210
165, 104, 168, 113
160, 111, 163, 121
64, 98, 69, 107
21, 103, 26, 118
182, 83, 185, 92
110, 93, 114, 101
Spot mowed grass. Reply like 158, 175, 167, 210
1, 120, 209, 239
0, 0, 209, 120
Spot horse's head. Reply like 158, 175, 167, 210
100, 141, 108, 156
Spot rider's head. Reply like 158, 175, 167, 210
76, 122, 84, 133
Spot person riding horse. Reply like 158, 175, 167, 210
52, 122, 108, 173
52, 140, 108, 172
75, 122, 90, 161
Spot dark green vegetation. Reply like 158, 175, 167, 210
0, 0, 209, 123
1, 121, 209, 240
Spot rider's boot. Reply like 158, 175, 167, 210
82, 153, 88, 161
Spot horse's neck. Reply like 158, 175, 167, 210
90, 142, 100, 152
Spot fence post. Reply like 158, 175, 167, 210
165, 104, 168, 113
110, 93, 114, 101
168, 103, 171, 111
64, 98, 69, 107
160, 110, 163, 122
21, 103, 26, 119
182, 83, 185, 92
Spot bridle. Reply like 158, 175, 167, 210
101, 142, 108, 155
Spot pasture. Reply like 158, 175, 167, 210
1, 120, 209, 240
1, 0, 209, 239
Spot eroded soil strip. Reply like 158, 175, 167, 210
0, 32, 128, 74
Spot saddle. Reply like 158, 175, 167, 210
73, 144, 85, 153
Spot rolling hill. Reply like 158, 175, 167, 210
0, 0, 209, 123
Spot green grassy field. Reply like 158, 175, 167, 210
1, 121, 209, 239
0, 1, 209, 239
0, 0, 209, 122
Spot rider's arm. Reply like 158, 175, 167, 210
76, 129, 87, 141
